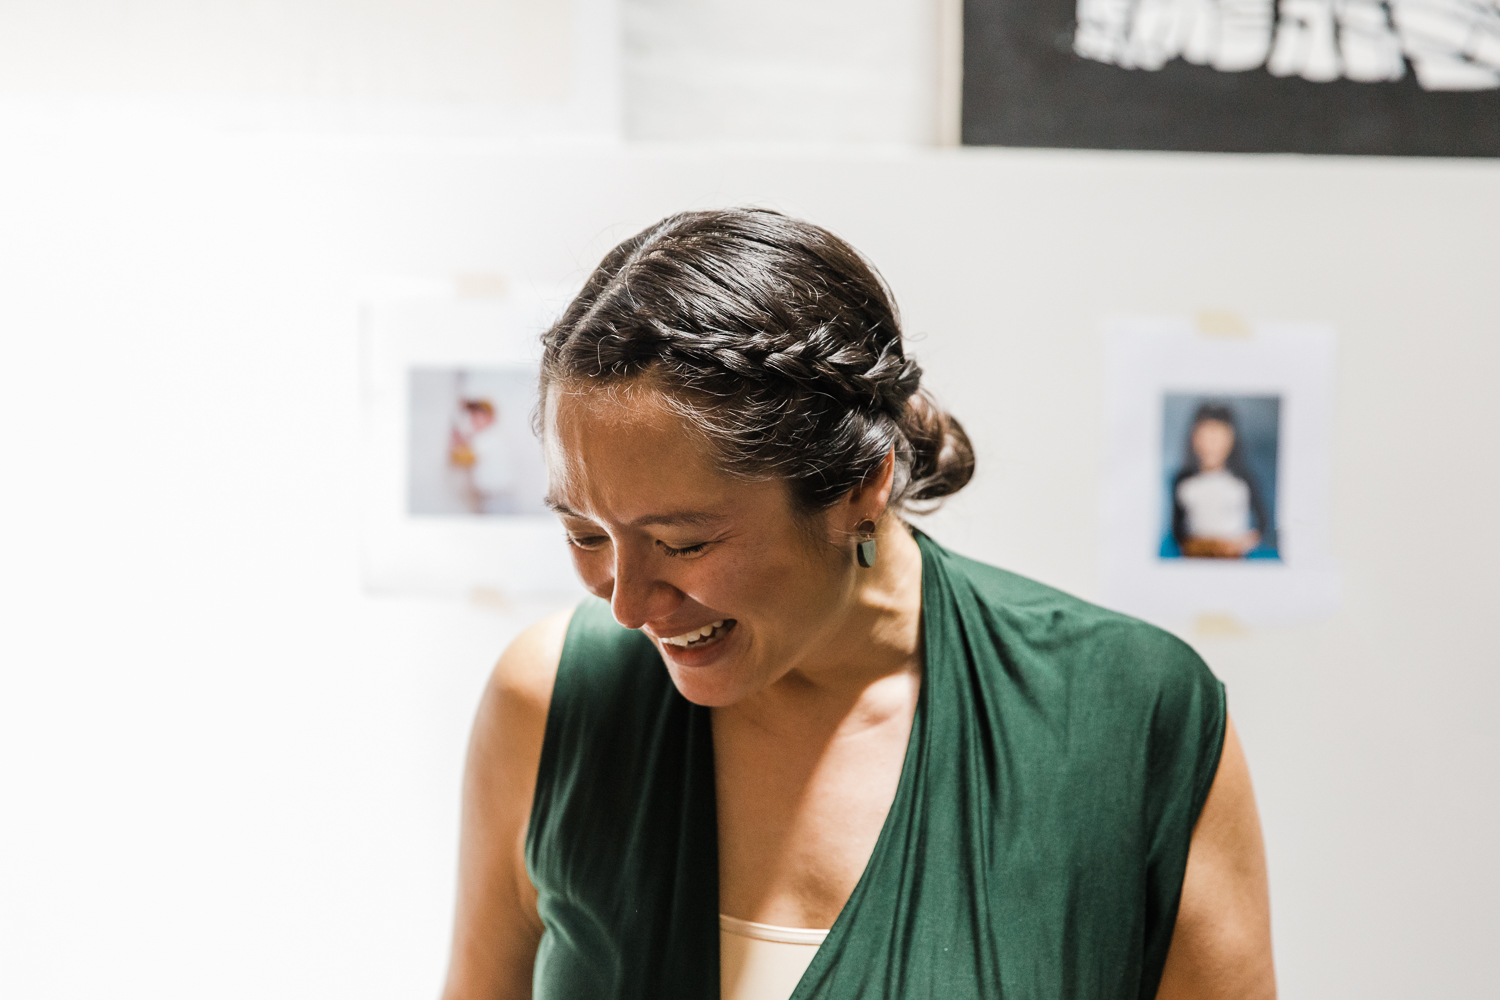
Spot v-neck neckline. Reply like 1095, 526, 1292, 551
714, 531, 935, 1000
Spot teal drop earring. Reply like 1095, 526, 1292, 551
856, 519, 878, 568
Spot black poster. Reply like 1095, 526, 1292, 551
963, 0, 1500, 155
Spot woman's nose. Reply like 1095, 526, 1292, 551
607, 548, 682, 630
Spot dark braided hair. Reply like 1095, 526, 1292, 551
539, 208, 975, 514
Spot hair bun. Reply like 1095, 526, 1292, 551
900, 390, 975, 506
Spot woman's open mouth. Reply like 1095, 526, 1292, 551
659, 619, 736, 649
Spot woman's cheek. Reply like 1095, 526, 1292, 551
572, 549, 613, 600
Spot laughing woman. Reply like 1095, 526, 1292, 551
441, 210, 1275, 1000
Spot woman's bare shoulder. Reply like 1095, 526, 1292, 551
491, 609, 572, 705
444, 608, 575, 1000
471, 605, 576, 773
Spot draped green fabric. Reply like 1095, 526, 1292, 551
526, 532, 1226, 999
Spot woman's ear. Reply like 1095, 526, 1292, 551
845, 449, 897, 527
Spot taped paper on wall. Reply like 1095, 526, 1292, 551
1100, 317, 1340, 628
360, 283, 584, 602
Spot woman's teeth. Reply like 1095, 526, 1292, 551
661, 620, 727, 647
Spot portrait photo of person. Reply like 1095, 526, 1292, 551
407, 367, 549, 517
1161, 394, 1281, 561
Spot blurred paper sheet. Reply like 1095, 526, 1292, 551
360, 284, 585, 602
1100, 317, 1340, 628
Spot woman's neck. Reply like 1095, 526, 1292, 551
718, 519, 924, 735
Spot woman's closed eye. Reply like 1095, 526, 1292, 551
564, 534, 710, 558
657, 540, 708, 558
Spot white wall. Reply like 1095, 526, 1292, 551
0, 0, 951, 143
622, 0, 947, 142
2, 139, 1496, 1000
0, 0, 619, 136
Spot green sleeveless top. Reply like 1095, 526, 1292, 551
525, 532, 1226, 999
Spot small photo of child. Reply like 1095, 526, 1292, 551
407, 366, 550, 517
1160, 394, 1281, 561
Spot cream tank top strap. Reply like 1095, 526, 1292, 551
719, 914, 829, 1000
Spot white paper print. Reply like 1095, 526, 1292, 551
1099, 318, 1341, 628
360, 284, 584, 602
1074, 0, 1500, 89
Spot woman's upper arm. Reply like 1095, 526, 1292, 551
1155, 714, 1276, 1000
441, 609, 571, 1000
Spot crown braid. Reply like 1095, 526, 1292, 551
540, 208, 973, 512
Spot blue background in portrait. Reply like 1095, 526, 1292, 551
1160, 393, 1281, 560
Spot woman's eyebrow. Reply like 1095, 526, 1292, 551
544, 497, 723, 529
630, 511, 724, 529
544, 497, 583, 518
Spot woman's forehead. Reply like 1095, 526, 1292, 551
542, 382, 738, 519
545, 380, 700, 449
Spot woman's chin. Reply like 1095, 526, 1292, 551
662, 661, 756, 707
666, 674, 745, 708
657, 623, 754, 706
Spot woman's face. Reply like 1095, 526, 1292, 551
542, 382, 863, 707
1191, 419, 1235, 472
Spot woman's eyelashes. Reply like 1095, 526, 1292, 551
657, 540, 708, 558
563, 532, 711, 558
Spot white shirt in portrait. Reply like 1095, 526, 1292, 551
1177, 469, 1252, 539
